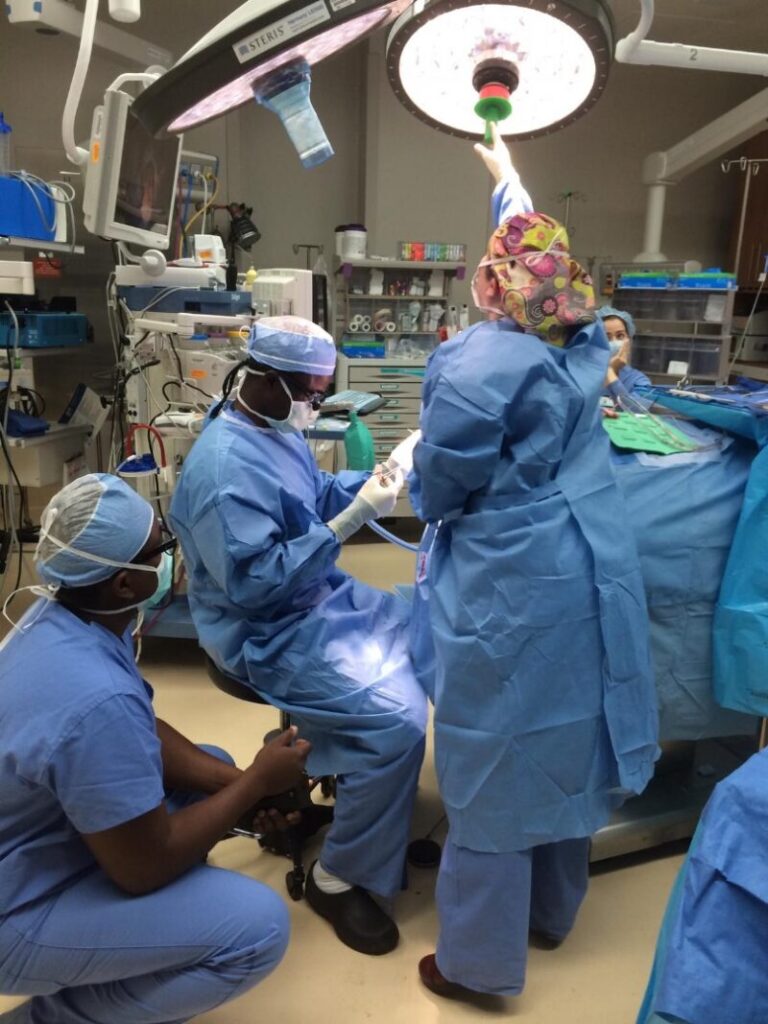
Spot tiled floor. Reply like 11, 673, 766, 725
0, 535, 684, 1022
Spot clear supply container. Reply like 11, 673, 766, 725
252, 60, 333, 169
661, 338, 693, 374
632, 337, 667, 374
0, 112, 12, 175
689, 341, 720, 377
675, 292, 708, 321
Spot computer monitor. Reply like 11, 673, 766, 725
83, 88, 183, 250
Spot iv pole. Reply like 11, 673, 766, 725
721, 157, 768, 281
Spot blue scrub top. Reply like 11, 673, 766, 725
0, 601, 164, 915
605, 365, 652, 404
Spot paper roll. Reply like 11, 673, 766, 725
385, 321, 397, 333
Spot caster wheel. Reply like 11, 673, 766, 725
407, 838, 442, 869
286, 872, 305, 901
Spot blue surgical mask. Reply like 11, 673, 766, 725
609, 341, 623, 357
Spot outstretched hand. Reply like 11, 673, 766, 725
474, 122, 515, 185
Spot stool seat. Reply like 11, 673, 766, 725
202, 649, 335, 902
205, 655, 268, 705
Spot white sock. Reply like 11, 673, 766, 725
312, 860, 352, 894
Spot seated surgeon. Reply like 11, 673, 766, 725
0, 474, 310, 1024
638, 746, 768, 1024
598, 305, 652, 408
169, 316, 428, 957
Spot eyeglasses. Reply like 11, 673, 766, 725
135, 525, 178, 565
281, 377, 328, 411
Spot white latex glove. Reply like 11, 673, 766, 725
473, 122, 515, 185
386, 430, 422, 476
328, 467, 403, 543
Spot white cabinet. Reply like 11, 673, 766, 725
335, 355, 424, 518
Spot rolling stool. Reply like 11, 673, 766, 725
204, 654, 334, 900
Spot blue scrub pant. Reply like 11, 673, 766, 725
0, 747, 290, 1024
435, 836, 591, 995
320, 737, 426, 900
268, 657, 427, 901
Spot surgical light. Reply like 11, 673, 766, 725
385, 0, 614, 141
132, 0, 413, 138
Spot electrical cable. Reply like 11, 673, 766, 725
1, 302, 20, 596
183, 176, 220, 240
165, 332, 184, 382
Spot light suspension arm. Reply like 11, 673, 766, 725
616, 0, 768, 76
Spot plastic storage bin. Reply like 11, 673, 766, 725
617, 272, 672, 288
674, 292, 709, 320
689, 341, 721, 376
0, 177, 56, 241
632, 337, 667, 374
677, 270, 736, 290
614, 289, 660, 319
0, 312, 89, 348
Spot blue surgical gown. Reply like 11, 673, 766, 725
169, 407, 426, 777
409, 318, 660, 853
638, 747, 768, 1024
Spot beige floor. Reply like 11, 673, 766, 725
0, 536, 684, 1022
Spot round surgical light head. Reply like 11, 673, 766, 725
386, 0, 614, 141
132, 0, 413, 137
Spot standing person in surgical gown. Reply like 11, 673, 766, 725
409, 127, 660, 1000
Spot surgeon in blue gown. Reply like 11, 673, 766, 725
170, 316, 427, 957
638, 747, 768, 1024
0, 475, 310, 1024
410, 129, 660, 999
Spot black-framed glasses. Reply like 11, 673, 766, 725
282, 378, 328, 411
135, 526, 178, 565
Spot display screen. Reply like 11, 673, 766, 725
114, 110, 180, 233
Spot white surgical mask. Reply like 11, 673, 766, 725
471, 265, 504, 316
237, 369, 316, 433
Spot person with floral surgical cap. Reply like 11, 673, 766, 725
408, 126, 659, 1000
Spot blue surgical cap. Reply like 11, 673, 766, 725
597, 305, 636, 339
35, 473, 154, 588
248, 315, 337, 376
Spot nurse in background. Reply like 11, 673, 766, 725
597, 305, 652, 408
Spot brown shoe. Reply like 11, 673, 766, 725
418, 954, 479, 999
